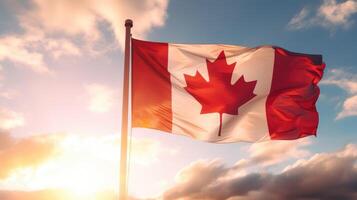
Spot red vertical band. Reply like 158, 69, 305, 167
266, 47, 325, 140
131, 39, 172, 132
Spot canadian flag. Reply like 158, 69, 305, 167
131, 39, 325, 143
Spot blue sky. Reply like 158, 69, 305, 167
0, 0, 356, 199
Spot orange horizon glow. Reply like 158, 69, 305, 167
0, 133, 170, 199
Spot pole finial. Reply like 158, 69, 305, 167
125, 19, 133, 28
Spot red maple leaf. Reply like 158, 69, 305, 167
184, 51, 257, 136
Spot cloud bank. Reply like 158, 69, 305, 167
163, 144, 357, 200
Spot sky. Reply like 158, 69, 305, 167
0, 0, 356, 199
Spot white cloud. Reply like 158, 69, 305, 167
231, 138, 311, 172
282, 143, 357, 172
0, 36, 50, 74
0, 32, 85, 74
288, 7, 311, 30
321, 68, 357, 94
0, 107, 24, 130
288, 0, 357, 30
318, 0, 357, 26
21, 0, 169, 49
321, 68, 357, 119
85, 83, 117, 113
44, 39, 81, 59
336, 95, 357, 119
0, 0, 169, 74
247, 138, 311, 167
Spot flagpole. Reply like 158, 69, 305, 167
120, 19, 132, 200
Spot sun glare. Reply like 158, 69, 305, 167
0, 134, 164, 198
0, 135, 117, 195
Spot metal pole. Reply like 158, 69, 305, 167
120, 19, 132, 200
